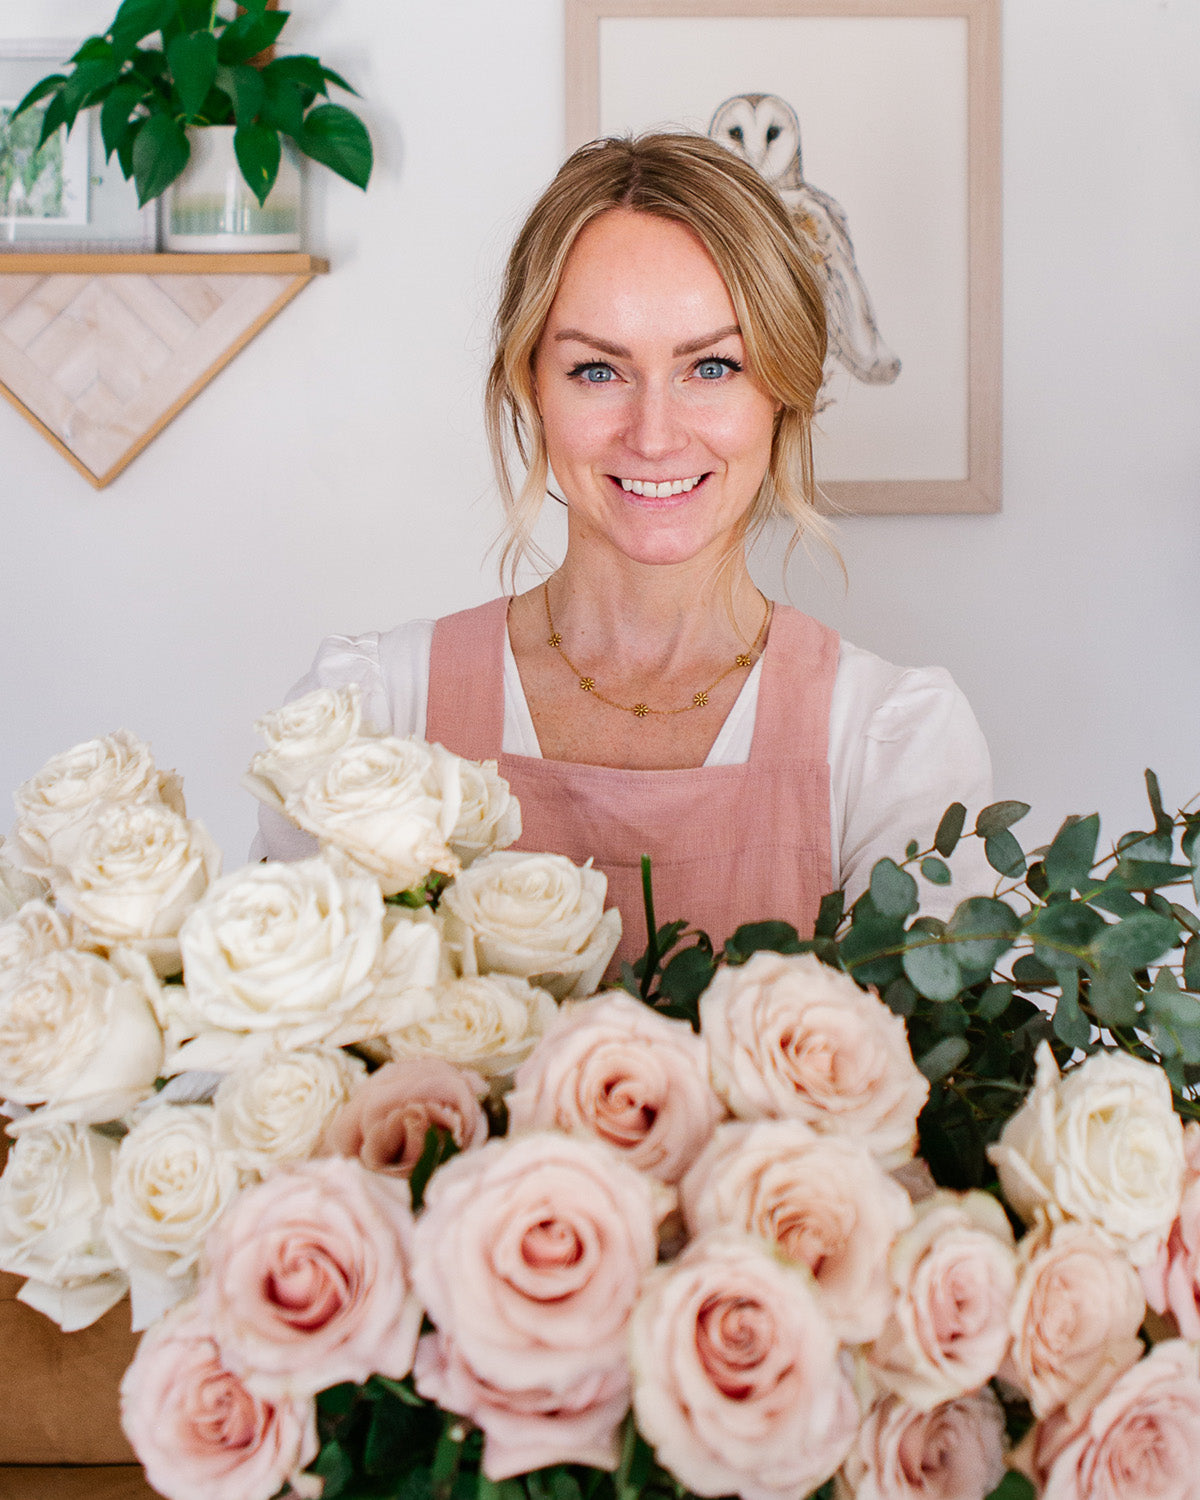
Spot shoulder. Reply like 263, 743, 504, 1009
832, 638, 984, 748
289, 620, 435, 737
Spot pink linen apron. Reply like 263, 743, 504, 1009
426, 597, 839, 968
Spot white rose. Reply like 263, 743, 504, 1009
440, 851, 622, 1000
244, 685, 366, 813
0, 899, 74, 987
213, 1045, 366, 1175
387, 972, 557, 1079
437, 748, 522, 865
105, 1103, 245, 1328
322, 907, 441, 1049
988, 1041, 1185, 1266
0, 948, 163, 1126
174, 859, 384, 1062
0, 835, 46, 919
49, 801, 221, 977
0, 1120, 128, 1331
700, 951, 929, 1168
11, 729, 185, 876
285, 736, 461, 896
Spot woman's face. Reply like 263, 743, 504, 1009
533, 208, 779, 570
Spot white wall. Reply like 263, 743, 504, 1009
2, 0, 1198, 865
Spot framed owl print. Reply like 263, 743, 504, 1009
564, 0, 1002, 515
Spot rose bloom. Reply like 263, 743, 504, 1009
506, 992, 724, 1183
1026, 1340, 1200, 1500
0, 1119, 128, 1331
321, 906, 442, 1050
837, 1389, 1006, 1500
869, 1190, 1017, 1409
414, 1331, 628, 1479
989, 1041, 1184, 1267
50, 800, 221, 977
200, 1156, 422, 1398
174, 858, 387, 1061
681, 1118, 914, 1343
322, 1057, 489, 1177
244, 685, 366, 812
411, 1132, 658, 1394
0, 834, 46, 919
285, 735, 462, 895
0, 947, 163, 1126
11, 728, 185, 876
106, 1103, 246, 1329
1006, 1220, 1145, 1418
1143, 1120, 1200, 1339
442, 751, 522, 865
631, 1230, 859, 1500
0, 899, 74, 986
120, 1300, 319, 1500
439, 850, 622, 1000
700, 951, 929, 1167
213, 1044, 366, 1175
387, 972, 557, 1079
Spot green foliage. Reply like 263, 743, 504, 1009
12, 0, 373, 206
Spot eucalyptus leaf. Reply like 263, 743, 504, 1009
1090, 911, 1179, 970
1145, 767, 1174, 837
975, 800, 1031, 838
870, 858, 919, 918
1185, 936, 1200, 993
1043, 813, 1100, 893
903, 940, 963, 1001
813, 888, 844, 938
987, 1474, 1036, 1500
921, 855, 952, 885
918, 1036, 970, 1082
310, 1439, 354, 1499
1013, 953, 1057, 986
724, 921, 802, 960
977, 982, 1015, 1020
1087, 965, 1141, 1028
985, 829, 1026, 877
1053, 971, 1091, 1049
1029, 902, 1105, 968
945, 897, 1021, 979
934, 801, 967, 857
1145, 972, 1200, 1063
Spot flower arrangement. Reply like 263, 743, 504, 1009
1, 691, 1199, 1500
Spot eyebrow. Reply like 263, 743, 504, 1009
553, 325, 742, 358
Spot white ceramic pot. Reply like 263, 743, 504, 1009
163, 125, 301, 252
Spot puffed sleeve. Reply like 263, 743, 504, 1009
830, 642, 995, 919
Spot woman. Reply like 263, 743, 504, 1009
258, 133, 992, 961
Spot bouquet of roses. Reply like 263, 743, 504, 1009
2, 692, 1200, 1500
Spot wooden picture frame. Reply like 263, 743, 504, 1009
565, 0, 1002, 515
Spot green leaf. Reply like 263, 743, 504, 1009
1053, 970, 1091, 1049
918, 1036, 970, 1082
310, 1439, 354, 1499
921, 855, 952, 886
111, 0, 178, 46
1043, 813, 1100, 894
987, 1473, 1036, 1500
297, 101, 373, 188
1013, 952, 1057, 986
1118, 828, 1174, 862
1029, 902, 1105, 967
217, 7, 290, 65
100, 79, 149, 159
883, 975, 918, 1016
1146, 970, 1200, 1063
227, 62, 266, 124
131, 111, 190, 203
1090, 911, 1179, 970
945, 897, 1022, 980
1185, 936, 1200, 993
813, 888, 844, 939
724, 920, 803, 959
316, 1381, 359, 1418
838, 904, 906, 987
431, 1426, 464, 1492
658, 944, 716, 1009
264, 53, 333, 100
870, 858, 919, 918
1145, 768, 1174, 837
167, 30, 218, 121
935, 801, 967, 857
1087, 965, 1141, 1028
1111, 859, 1194, 890
903, 940, 963, 1002
1090, 881, 1148, 918
10, 73, 67, 121
408, 1125, 459, 1212
985, 829, 1026, 878
234, 122, 281, 204
978, 982, 1015, 1020
975, 800, 1031, 838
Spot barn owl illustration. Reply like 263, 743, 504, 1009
709, 92, 901, 398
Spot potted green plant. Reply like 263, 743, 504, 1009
14, 0, 373, 250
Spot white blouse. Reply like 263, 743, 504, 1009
255, 618, 995, 915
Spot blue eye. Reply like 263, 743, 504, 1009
696, 357, 739, 379
569, 362, 615, 383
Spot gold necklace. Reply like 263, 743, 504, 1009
542, 582, 771, 719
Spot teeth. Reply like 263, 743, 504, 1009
619, 476, 703, 497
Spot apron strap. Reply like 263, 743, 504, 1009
750, 604, 840, 765
426, 597, 510, 760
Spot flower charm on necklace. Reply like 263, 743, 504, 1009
579, 678, 595, 693
633, 704, 650, 718
548, 633, 562, 648
693, 692, 709, 708
735, 653, 752, 668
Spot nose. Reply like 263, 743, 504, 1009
623, 381, 689, 462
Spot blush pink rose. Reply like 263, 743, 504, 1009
869, 1191, 1017, 1409
1006, 1221, 1145, 1418
837, 1389, 1006, 1500
680, 1119, 913, 1343
199, 1156, 422, 1399
322, 1058, 489, 1177
699, 951, 929, 1167
1035, 1341, 1200, 1500
505, 992, 724, 1183
413, 1331, 628, 1479
631, 1230, 859, 1500
1143, 1120, 1200, 1339
410, 1132, 658, 1394
120, 1300, 318, 1500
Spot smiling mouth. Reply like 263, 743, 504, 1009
615, 474, 708, 498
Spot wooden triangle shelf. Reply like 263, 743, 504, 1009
0, 253, 328, 488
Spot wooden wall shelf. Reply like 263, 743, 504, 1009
0, 253, 328, 488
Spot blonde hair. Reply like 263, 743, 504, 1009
486, 132, 832, 588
